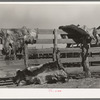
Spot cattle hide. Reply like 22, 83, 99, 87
13, 61, 68, 86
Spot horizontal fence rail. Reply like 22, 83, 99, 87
27, 56, 100, 64
28, 47, 100, 54
26, 47, 100, 65
36, 38, 98, 44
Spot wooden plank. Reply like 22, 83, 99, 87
28, 56, 100, 64
61, 57, 100, 63
36, 39, 74, 44
0, 56, 99, 66
28, 58, 80, 64
28, 58, 81, 64
36, 39, 53, 44
28, 48, 82, 54
61, 58, 81, 63
36, 29, 100, 38
38, 29, 53, 34
28, 59, 53, 64
37, 29, 67, 35
59, 48, 81, 53
28, 47, 100, 55
36, 39, 100, 44
28, 48, 53, 54
89, 47, 100, 53
60, 47, 100, 54
89, 57, 100, 62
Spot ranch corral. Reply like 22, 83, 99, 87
1, 28, 100, 88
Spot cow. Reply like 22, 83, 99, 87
59, 24, 100, 77
13, 61, 68, 86
1, 26, 37, 60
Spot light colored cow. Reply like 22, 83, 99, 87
1, 26, 37, 60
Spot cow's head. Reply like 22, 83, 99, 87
59, 26, 64, 29
21, 26, 37, 44
59, 26, 67, 32
1, 29, 14, 56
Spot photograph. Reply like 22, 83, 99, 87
0, 2, 100, 90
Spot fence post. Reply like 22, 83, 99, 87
53, 29, 58, 61
81, 39, 91, 77
13, 43, 16, 60
21, 26, 29, 68
53, 29, 68, 75
23, 42, 28, 68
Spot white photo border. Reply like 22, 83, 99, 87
0, 1, 100, 99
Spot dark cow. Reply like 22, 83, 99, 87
59, 24, 100, 77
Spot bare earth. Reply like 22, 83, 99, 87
6, 78, 100, 88
0, 61, 100, 88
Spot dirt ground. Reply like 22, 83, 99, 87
5, 77, 100, 88
1, 61, 100, 88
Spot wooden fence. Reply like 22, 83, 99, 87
0, 29, 100, 85
26, 29, 100, 67
0, 29, 100, 67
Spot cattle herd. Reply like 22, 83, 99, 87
1, 24, 100, 86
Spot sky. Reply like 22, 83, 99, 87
0, 4, 100, 29
0, 3, 100, 48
